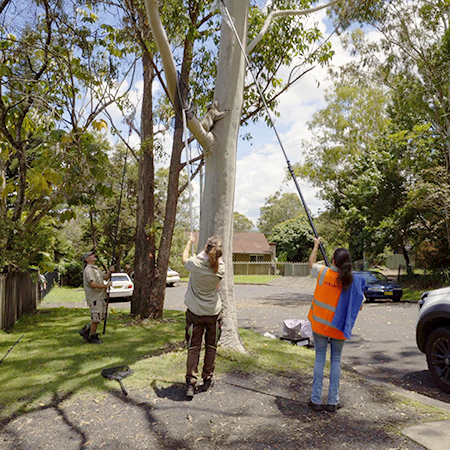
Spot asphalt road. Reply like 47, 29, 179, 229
163, 281, 450, 404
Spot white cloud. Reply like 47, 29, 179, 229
233, 8, 356, 226
235, 126, 324, 225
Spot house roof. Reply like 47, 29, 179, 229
233, 233, 272, 255
189, 232, 273, 255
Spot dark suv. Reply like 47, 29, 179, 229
416, 286, 450, 393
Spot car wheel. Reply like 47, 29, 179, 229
364, 296, 373, 303
392, 294, 401, 303
425, 326, 450, 393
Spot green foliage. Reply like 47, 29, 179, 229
242, 0, 335, 127
168, 227, 191, 277
257, 191, 303, 236
0, 1, 132, 272
292, 60, 450, 264
294, 71, 390, 208
329, 0, 450, 267
234, 211, 255, 233
58, 259, 84, 288
57, 154, 195, 276
269, 215, 313, 261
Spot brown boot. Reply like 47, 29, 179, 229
78, 325, 90, 342
186, 383, 195, 400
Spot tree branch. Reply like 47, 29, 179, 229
246, 0, 340, 54
0, 0, 12, 15
143, 0, 215, 151
104, 109, 140, 163
180, 153, 204, 170
178, 156, 204, 195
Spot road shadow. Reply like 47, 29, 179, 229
151, 381, 188, 402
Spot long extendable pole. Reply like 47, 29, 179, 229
177, 73, 195, 256
0, 334, 24, 363
104, 145, 129, 335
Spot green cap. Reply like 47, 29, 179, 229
82, 250, 95, 261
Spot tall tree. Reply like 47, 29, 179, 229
293, 70, 392, 259
144, 0, 338, 349
0, 0, 133, 271
331, 0, 450, 170
326, 0, 450, 263
234, 212, 254, 233
257, 191, 303, 236
269, 214, 313, 261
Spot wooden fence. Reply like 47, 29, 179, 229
233, 261, 310, 276
0, 272, 38, 330
283, 262, 310, 277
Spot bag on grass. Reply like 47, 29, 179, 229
282, 319, 313, 339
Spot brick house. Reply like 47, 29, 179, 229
232, 233, 275, 262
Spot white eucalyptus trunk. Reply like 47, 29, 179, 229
198, 0, 250, 351
144, 0, 329, 350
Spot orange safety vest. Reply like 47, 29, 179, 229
308, 266, 346, 340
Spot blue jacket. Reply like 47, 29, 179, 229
331, 274, 365, 339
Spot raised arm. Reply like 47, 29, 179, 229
309, 236, 322, 269
182, 233, 196, 264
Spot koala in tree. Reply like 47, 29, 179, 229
199, 101, 230, 131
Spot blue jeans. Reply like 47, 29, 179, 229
311, 332, 345, 405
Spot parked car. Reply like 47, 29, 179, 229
166, 268, 180, 287
353, 270, 403, 302
130, 268, 181, 287
108, 273, 134, 301
416, 286, 450, 393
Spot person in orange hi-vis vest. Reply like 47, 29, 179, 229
307, 237, 365, 412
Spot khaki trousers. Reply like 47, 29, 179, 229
185, 309, 222, 385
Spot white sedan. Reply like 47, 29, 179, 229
108, 273, 134, 300
166, 268, 180, 287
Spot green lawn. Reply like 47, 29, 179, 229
44, 286, 86, 303
234, 275, 279, 284
46, 276, 280, 304
0, 306, 314, 421
402, 287, 428, 302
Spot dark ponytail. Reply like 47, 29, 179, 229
205, 235, 223, 273
332, 248, 353, 290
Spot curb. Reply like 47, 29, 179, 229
343, 361, 450, 450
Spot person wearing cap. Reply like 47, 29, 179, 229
79, 251, 115, 344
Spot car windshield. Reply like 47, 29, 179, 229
358, 272, 389, 283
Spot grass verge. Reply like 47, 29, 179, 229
0, 306, 313, 421
401, 287, 427, 302
43, 286, 85, 303
233, 275, 280, 284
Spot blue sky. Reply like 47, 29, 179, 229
232, 6, 355, 225
104, 3, 357, 227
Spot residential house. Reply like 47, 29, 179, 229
188, 232, 275, 261
232, 233, 275, 262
